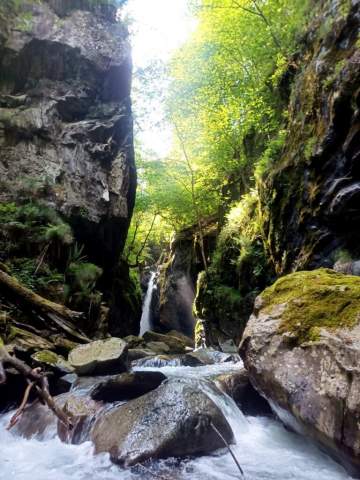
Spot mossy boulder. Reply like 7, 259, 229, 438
31, 349, 74, 375
240, 268, 360, 475
259, 268, 360, 343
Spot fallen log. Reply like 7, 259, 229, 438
0, 269, 89, 343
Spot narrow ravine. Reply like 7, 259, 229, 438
0, 359, 353, 480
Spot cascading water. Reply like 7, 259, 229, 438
139, 271, 157, 336
0, 360, 355, 480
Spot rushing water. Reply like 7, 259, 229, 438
0, 360, 355, 480
139, 271, 157, 336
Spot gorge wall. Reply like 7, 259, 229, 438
194, 0, 360, 346
0, 0, 139, 336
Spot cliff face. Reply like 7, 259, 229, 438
0, 0, 136, 273
260, 0, 360, 274
194, 0, 360, 347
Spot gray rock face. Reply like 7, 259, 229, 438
91, 379, 234, 466
258, 1, 360, 274
68, 337, 128, 375
0, 1, 136, 272
158, 230, 197, 337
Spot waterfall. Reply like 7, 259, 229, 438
139, 271, 157, 336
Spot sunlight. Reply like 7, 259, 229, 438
123, 0, 196, 157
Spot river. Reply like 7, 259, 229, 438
0, 360, 353, 480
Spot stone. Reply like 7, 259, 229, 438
57, 394, 103, 444
219, 339, 238, 354
240, 269, 360, 474
68, 338, 128, 376
145, 341, 170, 355
188, 348, 240, 365
213, 369, 249, 405
127, 348, 156, 362
142, 331, 187, 354
31, 350, 74, 375
91, 380, 234, 466
91, 371, 166, 401
167, 330, 194, 348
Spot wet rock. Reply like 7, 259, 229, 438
334, 259, 360, 276
13, 401, 58, 440
188, 348, 240, 365
167, 330, 194, 348
91, 371, 166, 401
58, 394, 103, 444
132, 354, 203, 369
91, 379, 233, 466
145, 341, 171, 355
213, 369, 249, 404
31, 350, 74, 375
53, 373, 78, 395
124, 335, 145, 349
142, 331, 187, 354
68, 338, 128, 376
127, 348, 155, 362
240, 269, 360, 474
218, 339, 238, 354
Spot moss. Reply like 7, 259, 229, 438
32, 350, 58, 365
260, 269, 360, 344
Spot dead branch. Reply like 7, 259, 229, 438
0, 268, 89, 343
0, 346, 73, 430
211, 421, 245, 478
7, 381, 35, 430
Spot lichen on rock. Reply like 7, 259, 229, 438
259, 268, 360, 343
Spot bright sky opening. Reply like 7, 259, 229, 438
123, 0, 196, 157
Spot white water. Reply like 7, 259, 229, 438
139, 271, 156, 336
0, 360, 355, 480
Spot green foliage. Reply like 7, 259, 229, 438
66, 262, 103, 306
9, 257, 63, 291
42, 223, 74, 246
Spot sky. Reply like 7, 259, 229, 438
122, 0, 196, 157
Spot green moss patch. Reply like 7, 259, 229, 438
260, 269, 360, 343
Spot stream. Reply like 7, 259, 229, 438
0, 360, 354, 480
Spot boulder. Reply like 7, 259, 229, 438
31, 350, 74, 375
91, 371, 166, 401
240, 269, 360, 474
188, 348, 240, 365
142, 331, 187, 354
167, 330, 194, 348
58, 395, 103, 444
127, 348, 156, 362
68, 338, 128, 376
213, 369, 249, 405
145, 341, 170, 355
91, 379, 233, 466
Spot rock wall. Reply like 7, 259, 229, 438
0, 0, 136, 273
0, 0, 139, 334
157, 229, 199, 338
259, 0, 360, 274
